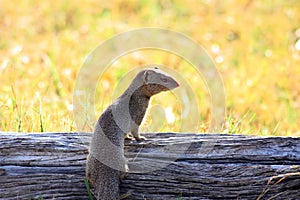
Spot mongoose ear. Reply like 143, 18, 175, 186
143, 70, 155, 84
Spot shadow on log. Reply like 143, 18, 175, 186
0, 132, 299, 199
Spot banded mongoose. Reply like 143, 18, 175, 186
86, 67, 179, 200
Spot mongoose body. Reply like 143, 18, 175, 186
86, 67, 179, 200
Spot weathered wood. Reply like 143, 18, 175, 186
0, 132, 299, 200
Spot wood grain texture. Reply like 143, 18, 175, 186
0, 132, 299, 200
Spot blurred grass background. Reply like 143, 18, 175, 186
0, 0, 299, 136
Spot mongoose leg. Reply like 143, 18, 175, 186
131, 123, 146, 141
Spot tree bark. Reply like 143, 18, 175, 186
0, 132, 299, 200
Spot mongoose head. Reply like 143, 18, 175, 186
138, 67, 179, 97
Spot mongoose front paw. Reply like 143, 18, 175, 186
135, 136, 146, 141
125, 133, 135, 140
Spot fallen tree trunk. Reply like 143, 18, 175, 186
0, 132, 299, 200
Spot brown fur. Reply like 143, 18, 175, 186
86, 67, 179, 200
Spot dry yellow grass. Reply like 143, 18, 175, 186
0, 0, 299, 136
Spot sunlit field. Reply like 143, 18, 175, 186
0, 0, 299, 136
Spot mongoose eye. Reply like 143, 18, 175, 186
161, 77, 169, 82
